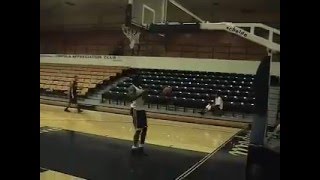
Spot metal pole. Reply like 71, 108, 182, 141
249, 55, 271, 146
168, 0, 205, 23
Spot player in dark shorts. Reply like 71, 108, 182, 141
128, 84, 147, 150
130, 99, 147, 150
64, 75, 82, 113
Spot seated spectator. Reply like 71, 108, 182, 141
199, 100, 214, 115
214, 94, 224, 111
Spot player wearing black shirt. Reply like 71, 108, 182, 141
64, 76, 82, 113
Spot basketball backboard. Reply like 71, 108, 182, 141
129, 0, 168, 28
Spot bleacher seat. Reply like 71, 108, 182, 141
103, 68, 256, 114
40, 64, 128, 97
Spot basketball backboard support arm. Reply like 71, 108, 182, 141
200, 23, 280, 52
149, 22, 280, 52
168, 0, 205, 23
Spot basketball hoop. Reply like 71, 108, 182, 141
122, 24, 141, 49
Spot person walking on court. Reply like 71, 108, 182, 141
64, 75, 82, 113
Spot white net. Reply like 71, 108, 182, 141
122, 24, 141, 49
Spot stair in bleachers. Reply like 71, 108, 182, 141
87, 76, 131, 101
268, 86, 280, 126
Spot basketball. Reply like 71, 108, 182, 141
162, 86, 173, 96
128, 85, 137, 95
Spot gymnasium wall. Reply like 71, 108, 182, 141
40, 54, 280, 76
40, 0, 127, 31
40, 30, 267, 61
40, 30, 126, 55
141, 31, 267, 60
167, 4, 280, 26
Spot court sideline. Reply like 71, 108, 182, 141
40, 104, 246, 179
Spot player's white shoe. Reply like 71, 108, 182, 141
131, 145, 139, 149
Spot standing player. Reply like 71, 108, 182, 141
64, 75, 82, 113
128, 84, 148, 151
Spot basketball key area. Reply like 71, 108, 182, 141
40, 104, 249, 180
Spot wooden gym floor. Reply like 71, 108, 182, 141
40, 104, 248, 180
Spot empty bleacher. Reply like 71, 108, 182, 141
40, 64, 279, 117
103, 69, 259, 115
40, 64, 128, 97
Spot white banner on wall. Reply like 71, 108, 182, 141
40, 54, 280, 76
40, 54, 122, 61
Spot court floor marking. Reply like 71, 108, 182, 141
40, 166, 86, 180
40, 167, 48, 172
41, 115, 241, 153
41, 104, 241, 153
40, 104, 241, 133
40, 127, 62, 134
175, 130, 245, 180
40, 126, 236, 155
41, 117, 236, 134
